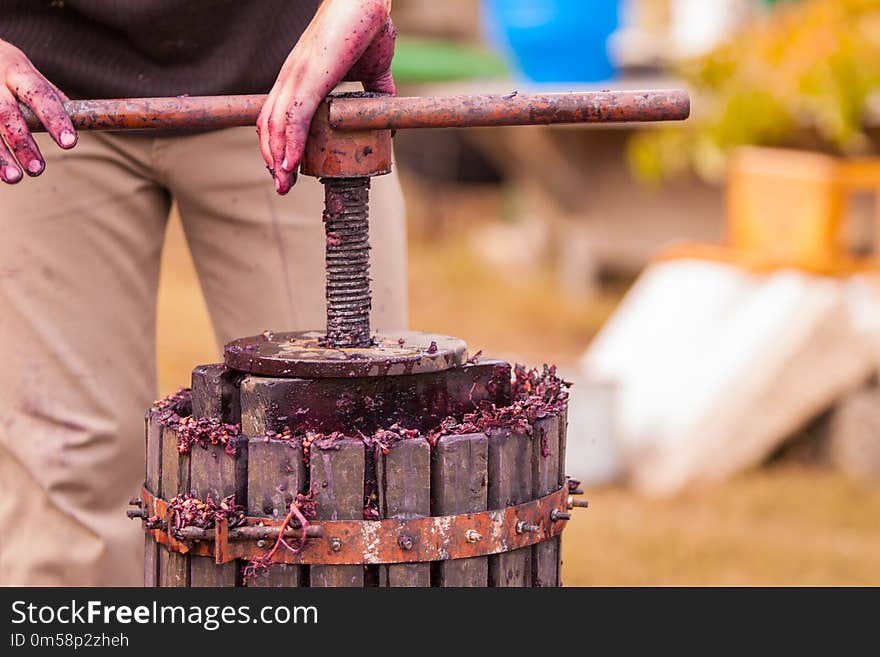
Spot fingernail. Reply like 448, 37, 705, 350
27, 159, 43, 175
282, 157, 291, 172
60, 130, 76, 148
2, 166, 21, 183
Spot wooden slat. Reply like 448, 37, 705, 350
189, 364, 245, 587
159, 422, 190, 587
558, 406, 569, 487
246, 438, 306, 587
192, 364, 242, 423
189, 442, 240, 586
488, 429, 532, 587
145, 411, 163, 495
532, 414, 561, 587
431, 432, 488, 587
557, 406, 569, 587
144, 535, 156, 588
378, 438, 431, 587
309, 439, 365, 587
240, 376, 287, 437
161, 424, 190, 501
143, 410, 161, 587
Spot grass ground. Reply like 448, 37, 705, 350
157, 210, 880, 586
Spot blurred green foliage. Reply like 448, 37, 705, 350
392, 37, 508, 84
629, 0, 880, 182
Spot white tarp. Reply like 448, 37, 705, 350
580, 258, 878, 496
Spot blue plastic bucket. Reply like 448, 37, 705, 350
482, 0, 619, 83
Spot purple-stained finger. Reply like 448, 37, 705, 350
9, 69, 76, 150
0, 92, 44, 176
267, 103, 292, 187
281, 102, 311, 177
256, 108, 275, 174
0, 142, 22, 184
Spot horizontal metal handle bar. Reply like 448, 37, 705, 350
22, 89, 689, 133
21, 94, 266, 132
329, 89, 691, 130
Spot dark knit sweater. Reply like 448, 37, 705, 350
0, 0, 322, 99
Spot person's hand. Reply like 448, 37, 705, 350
258, 0, 396, 195
0, 39, 76, 185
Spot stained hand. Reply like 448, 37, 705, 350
258, 0, 396, 195
0, 39, 76, 185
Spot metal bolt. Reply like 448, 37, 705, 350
126, 509, 145, 520
550, 509, 571, 522
330, 537, 343, 552
567, 496, 590, 509
128, 497, 142, 507
569, 487, 585, 496
516, 521, 540, 534
257, 540, 266, 549
465, 529, 483, 543
145, 518, 166, 531
398, 535, 414, 551
323, 177, 373, 348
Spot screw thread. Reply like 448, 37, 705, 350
322, 177, 372, 348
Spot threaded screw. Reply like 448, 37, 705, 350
322, 177, 372, 348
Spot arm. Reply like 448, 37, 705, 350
258, 0, 396, 195
0, 39, 76, 184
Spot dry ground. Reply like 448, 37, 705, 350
562, 465, 880, 586
157, 209, 880, 586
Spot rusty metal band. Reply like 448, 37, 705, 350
140, 488, 214, 559
22, 89, 689, 133
139, 485, 569, 566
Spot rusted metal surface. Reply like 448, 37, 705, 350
568, 496, 590, 509
322, 178, 373, 347
225, 330, 467, 378
330, 90, 690, 131
21, 95, 265, 132
139, 488, 214, 559
179, 524, 325, 541
300, 96, 392, 179
23, 89, 688, 134
138, 485, 569, 566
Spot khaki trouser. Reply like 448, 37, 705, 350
0, 128, 407, 586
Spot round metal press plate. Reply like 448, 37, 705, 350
224, 330, 468, 378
